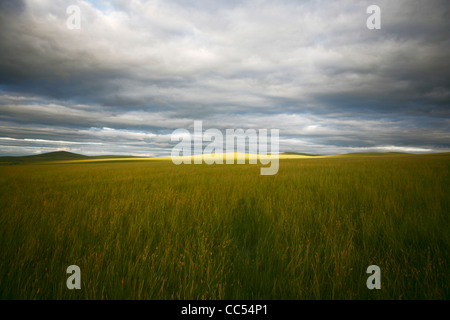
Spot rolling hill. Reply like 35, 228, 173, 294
1, 150, 448, 165
0, 151, 150, 163
0, 151, 89, 164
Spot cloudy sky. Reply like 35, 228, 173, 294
0, 0, 449, 156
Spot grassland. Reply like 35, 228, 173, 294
0, 153, 449, 299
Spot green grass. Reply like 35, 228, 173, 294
0, 154, 449, 299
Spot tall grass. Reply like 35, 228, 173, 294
0, 155, 448, 299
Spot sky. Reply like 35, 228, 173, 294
0, 0, 449, 156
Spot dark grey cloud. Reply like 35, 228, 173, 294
0, 0, 26, 14
0, 0, 449, 156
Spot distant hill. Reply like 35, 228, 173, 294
0, 151, 89, 164
282, 152, 321, 156
0, 151, 152, 165
1, 150, 448, 165
334, 152, 410, 157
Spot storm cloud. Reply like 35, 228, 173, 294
0, 0, 449, 156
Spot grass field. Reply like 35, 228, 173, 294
0, 153, 449, 299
